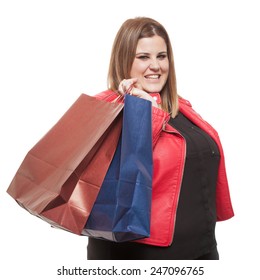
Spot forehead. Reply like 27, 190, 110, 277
136, 35, 167, 53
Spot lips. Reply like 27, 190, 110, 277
144, 74, 161, 80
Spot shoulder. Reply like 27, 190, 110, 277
178, 96, 219, 136
94, 89, 119, 102
178, 96, 192, 108
178, 95, 203, 120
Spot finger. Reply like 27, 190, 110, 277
118, 79, 126, 95
125, 78, 137, 93
130, 88, 158, 107
130, 87, 146, 97
118, 78, 138, 94
129, 77, 138, 84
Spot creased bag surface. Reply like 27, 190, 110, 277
7, 94, 123, 234
83, 95, 153, 242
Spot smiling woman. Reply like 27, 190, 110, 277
87, 17, 234, 260
108, 17, 178, 116
130, 35, 169, 95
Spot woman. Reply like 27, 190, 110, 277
87, 17, 234, 260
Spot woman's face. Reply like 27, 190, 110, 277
130, 35, 169, 93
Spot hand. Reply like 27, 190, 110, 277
118, 78, 138, 95
118, 78, 159, 108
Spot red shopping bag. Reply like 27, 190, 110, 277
7, 94, 123, 234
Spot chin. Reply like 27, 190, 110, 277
144, 87, 163, 93
142, 82, 165, 93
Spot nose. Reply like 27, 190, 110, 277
149, 59, 160, 71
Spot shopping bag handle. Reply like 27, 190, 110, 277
102, 91, 125, 103
101, 84, 135, 103
112, 85, 133, 103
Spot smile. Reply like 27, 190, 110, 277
145, 74, 161, 80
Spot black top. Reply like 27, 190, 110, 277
87, 112, 220, 260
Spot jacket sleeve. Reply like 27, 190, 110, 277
214, 134, 235, 221
179, 97, 234, 221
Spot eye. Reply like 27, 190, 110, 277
157, 54, 167, 60
136, 55, 150, 60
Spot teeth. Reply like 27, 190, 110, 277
145, 75, 160, 79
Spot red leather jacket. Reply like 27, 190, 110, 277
95, 90, 234, 247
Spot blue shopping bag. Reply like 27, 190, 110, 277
82, 94, 153, 242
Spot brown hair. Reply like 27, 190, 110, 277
108, 17, 178, 116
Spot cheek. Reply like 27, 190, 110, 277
161, 61, 169, 73
130, 61, 147, 77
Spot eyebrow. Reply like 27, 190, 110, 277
136, 51, 168, 55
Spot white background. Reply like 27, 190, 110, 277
0, 0, 259, 279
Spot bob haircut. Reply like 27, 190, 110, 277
108, 17, 178, 116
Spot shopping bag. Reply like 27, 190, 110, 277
7, 94, 123, 234
82, 94, 153, 242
